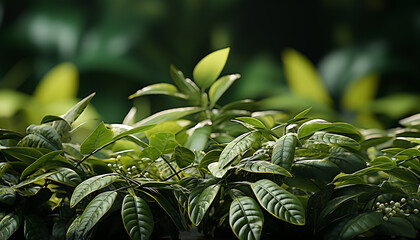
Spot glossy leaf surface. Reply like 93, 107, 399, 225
193, 48, 230, 90
70, 174, 119, 207
219, 131, 260, 169
121, 195, 154, 240
229, 196, 264, 240
80, 122, 114, 154
272, 133, 297, 171
188, 184, 220, 225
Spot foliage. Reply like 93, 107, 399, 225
1, 49, 420, 240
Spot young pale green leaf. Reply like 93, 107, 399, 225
74, 191, 117, 239
47, 168, 82, 187
310, 132, 360, 150
24, 215, 49, 240
251, 179, 305, 225
80, 122, 114, 155
0, 186, 16, 205
289, 107, 312, 123
70, 174, 119, 208
134, 107, 202, 127
198, 149, 221, 170
282, 48, 333, 106
172, 146, 195, 168
188, 184, 220, 225
193, 47, 230, 90
219, 131, 261, 169
20, 150, 69, 180
237, 161, 292, 177
112, 124, 156, 140
129, 83, 187, 100
339, 211, 383, 240
400, 113, 420, 127
208, 162, 229, 178
229, 196, 264, 240
121, 195, 154, 240
374, 217, 416, 238
149, 132, 178, 154
1, 147, 43, 164
184, 124, 212, 151
293, 159, 340, 181
52, 93, 96, 142
209, 74, 240, 107
0, 211, 22, 240
170, 65, 200, 102
235, 117, 267, 130
272, 133, 298, 171
18, 125, 63, 151
369, 156, 396, 170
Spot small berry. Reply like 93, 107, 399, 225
379, 204, 385, 209
414, 209, 419, 214
401, 198, 406, 203
394, 202, 400, 208
376, 202, 381, 207
385, 208, 392, 213
383, 216, 388, 221
390, 201, 395, 205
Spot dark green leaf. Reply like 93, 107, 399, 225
47, 168, 82, 187
318, 194, 360, 223
149, 132, 178, 154
20, 150, 69, 180
0, 211, 21, 240
70, 173, 119, 208
188, 184, 220, 225
1, 147, 43, 164
374, 217, 416, 238
272, 133, 298, 171
339, 211, 383, 240
235, 117, 267, 130
251, 179, 305, 225
121, 195, 154, 240
112, 124, 156, 140
19, 125, 63, 151
0, 186, 15, 205
198, 149, 221, 170
229, 196, 264, 240
193, 48, 230, 90
310, 132, 360, 150
24, 215, 49, 240
0, 129, 24, 140
172, 146, 195, 168
293, 159, 340, 181
80, 122, 114, 155
219, 131, 261, 169
237, 161, 292, 177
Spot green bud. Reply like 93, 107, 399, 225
401, 198, 406, 203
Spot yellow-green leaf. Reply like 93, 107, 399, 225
193, 48, 230, 90
341, 74, 379, 111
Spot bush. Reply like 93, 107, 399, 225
1, 48, 420, 240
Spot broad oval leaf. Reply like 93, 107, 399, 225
193, 47, 230, 90
19, 125, 63, 151
149, 132, 178, 154
73, 191, 117, 239
129, 83, 187, 100
112, 124, 156, 140
310, 132, 360, 150
219, 131, 261, 169
318, 194, 360, 223
70, 174, 119, 208
198, 149, 221, 170
251, 179, 305, 225
121, 195, 154, 240
293, 159, 340, 181
47, 168, 82, 187
0, 211, 22, 240
339, 211, 383, 240
184, 123, 212, 151
170, 65, 200, 102
237, 161, 292, 177
80, 122, 114, 155
209, 74, 240, 107
235, 117, 267, 130
208, 162, 229, 178
20, 150, 69, 180
188, 184, 220, 225
327, 151, 366, 174
172, 146, 195, 168
134, 107, 202, 127
24, 215, 49, 240
272, 133, 298, 171
298, 120, 362, 141
229, 196, 264, 240
0, 186, 16, 205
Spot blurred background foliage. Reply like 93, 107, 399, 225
1, 0, 420, 133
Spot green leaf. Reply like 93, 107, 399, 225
339, 211, 383, 240
19, 125, 63, 151
293, 159, 340, 181
272, 133, 298, 171
384, 167, 419, 184
172, 146, 195, 168
341, 74, 379, 112
289, 107, 312, 123
112, 124, 156, 140
298, 120, 363, 141
310, 132, 360, 150
72, 191, 117, 239
198, 149, 221, 170
282, 48, 333, 106
0, 129, 24, 140
251, 179, 305, 225
66, 216, 81, 240
80, 122, 114, 155
400, 113, 420, 127
13, 172, 55, 189
318, 194, 360, 223
229, 196, 264, 240
237, 161, 292, 177
0, 212, 21, 240
374, 217, 416, 238
134, 107, 202, 127
52, 220, 67, 240
235, 117, 267, 130
149, 132, 178, 154
193, 47, 230, 90
208, 162, 229, 178
138, 146, 161, 161
47, 168, 82, 187
20, 150, 69, 180
52, 93, 95, 142
209, 74, 240, 107
1, 147, 43, 164
121, 195, 154, 240
219, 131, 261, 169
188, 184, 220, 225
70, 174, 119, 208
170, 65, 200, 102
184, 123, 212, 151
129, 83, 187, 100
327, 151, 366, 174
24, 215, 49, 240
0, 186, 16, 205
